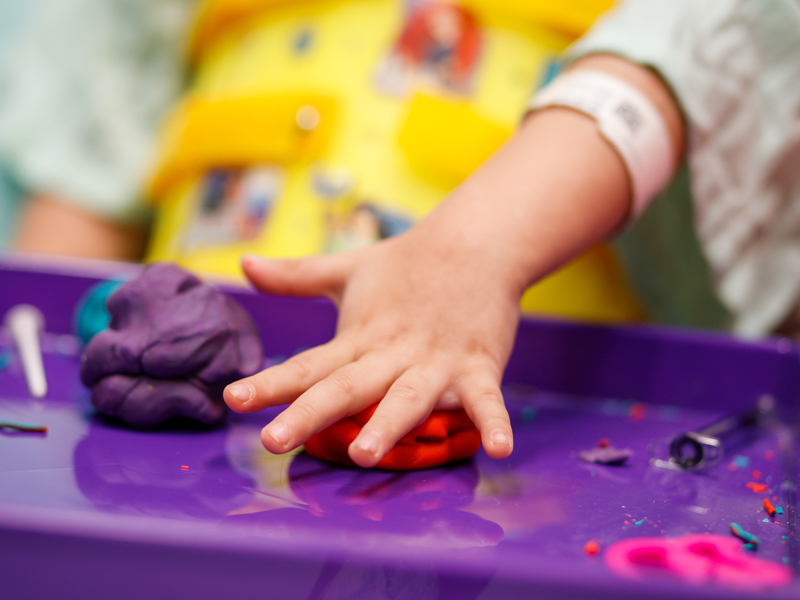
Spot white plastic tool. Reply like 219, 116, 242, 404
5, 304, 47, 398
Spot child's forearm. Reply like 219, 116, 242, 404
417, 54, 685, 298
14, 195, 147, 261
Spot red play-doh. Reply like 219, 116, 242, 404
604, 534, 791, 590
304, 404, 481, 470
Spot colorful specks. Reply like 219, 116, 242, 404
752, 470, 761, 479
0, 421, 48, 433
730, 523, 760, 547
584, 540, 600, 556
763, 518, 770, 523
181, 465, 189, 470
635, 519, 645, 527
777, 507, 784, 515
579, 443, 633, 465
628, 403, 646, 421
0, 348, 12, 370
764, 498, 777, 517
733, 455, 751, 468
746, 482, 768, 493
521, 405, 537, 423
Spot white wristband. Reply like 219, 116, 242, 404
529, 70, 674, 218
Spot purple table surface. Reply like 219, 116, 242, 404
0, 255, 799, 600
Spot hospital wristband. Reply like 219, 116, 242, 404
529, 69, 675, 218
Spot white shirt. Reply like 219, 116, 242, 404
572, 0, 800, 336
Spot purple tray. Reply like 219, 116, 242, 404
0, 256, 798, 600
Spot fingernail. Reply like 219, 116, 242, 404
356, 434, 380, 456
241, 254, 263, 269
266, 422, 291, 446
491, 430, 511, 448
226, 382, 253, 405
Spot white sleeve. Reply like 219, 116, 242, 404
571, 0, 800, 336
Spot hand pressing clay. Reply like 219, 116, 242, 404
305, 404, 481, 470
80, 263, 263, 427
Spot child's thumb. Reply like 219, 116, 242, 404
241, 253, 351, 300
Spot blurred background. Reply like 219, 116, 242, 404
0, 0, 643, 324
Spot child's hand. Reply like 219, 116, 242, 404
223, 55, 684, 468
224, 223, 520, 467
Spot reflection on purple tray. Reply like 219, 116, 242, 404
0, 259, 799, 600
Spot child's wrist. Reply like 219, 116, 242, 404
407, 194, 542, 300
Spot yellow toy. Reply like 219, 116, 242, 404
146, 0, 641, 323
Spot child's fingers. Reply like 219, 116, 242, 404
348, 365, 447, 467
223, 339, 357, 412
260, 353, 403, 454
242, 253, 353, 299
459, 370, 513, 459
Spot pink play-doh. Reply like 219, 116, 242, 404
604, 534, 791, 590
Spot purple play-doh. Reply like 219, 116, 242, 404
80, 263, 263, 426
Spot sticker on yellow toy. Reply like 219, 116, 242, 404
326, 202, 413, 253
376, 0, 482, 97
183, 165, 284, 250
309, 164, 414, 253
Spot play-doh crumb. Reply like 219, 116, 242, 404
730, 522, 760, 547
0, 421, 47, 433
628, 403, 646, 421
733, 455, 750, 468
